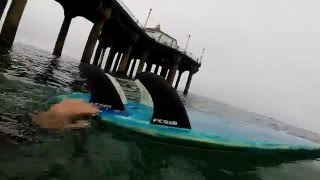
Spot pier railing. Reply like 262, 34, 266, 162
177, 46, 196, 60
115, 0, 198, 62
115, 0, 143, 28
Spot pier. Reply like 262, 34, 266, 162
0, 0, 202, 94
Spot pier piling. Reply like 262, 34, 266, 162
112, 53, 122, 73
81, 8, 112, 63
53, 15, 72, 56
98, 48, 106, 67
81, 20, 105, 63
160, 67, 168, 78
129, 58, 138, 78
117, 45, 133, 75
0, 0, 8, 20
167, 56, 181, 85
175, 71, 182, 89
183, 72, 194, 95
154, 65, 160, 74
137, 49, 149, 74
124, 59, 132, 74
92, 41, 103, 65
0, 0, 27, 46
145, 63, 152, 72
104, 47, 116, 72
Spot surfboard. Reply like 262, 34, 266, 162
58, 64, 320, 155
58, 92, 320, 153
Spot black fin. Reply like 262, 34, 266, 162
135, 72, 191, 129
79, 63, 125, 111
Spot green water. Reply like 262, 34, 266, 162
0, 44, 319, 179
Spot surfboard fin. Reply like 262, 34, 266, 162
135, 72, 191, 129
79, 63, 126, 111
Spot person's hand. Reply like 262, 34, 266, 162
32, 99, 100, 130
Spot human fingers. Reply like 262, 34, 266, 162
64, 120, 91, 129
51, 99, 99, 116
74, 101, 100, 115
32, 112, 64, 129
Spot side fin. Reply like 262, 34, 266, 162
135, 72, 191, 129
79, 63, 125, 111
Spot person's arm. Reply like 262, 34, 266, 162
32, 99, 99, 129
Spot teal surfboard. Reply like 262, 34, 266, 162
58, 92, 320, 154
67, 64, 320, 155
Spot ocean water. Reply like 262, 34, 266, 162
0, 44, 319, 179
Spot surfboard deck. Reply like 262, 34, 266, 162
58, 93, 320, 154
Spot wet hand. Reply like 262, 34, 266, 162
32, 99, 100, 130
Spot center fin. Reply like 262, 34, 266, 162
135, 72, 191, 129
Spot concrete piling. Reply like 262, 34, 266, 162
104, 47, 116, 72
0, 0, 8, 20
137, 49, 149, 74
167, 56, 181, 85
154, 65, 160, 74
129, 58, 137, 78
53, 15, 72, 56
183, 72, 193, 95
175, 71, 182, 89
98, 48, 106, 67
112, 53, 122, 73
117, 45, 133, 75
92, 41, 103, 65
160, 67, 168, 78
81, 20, 105, 63
0, 0, 27, 46
124, 59, 132, 74
81, 8, 112, 63
145, 63, 152, 72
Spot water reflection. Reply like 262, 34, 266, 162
0, 46, 11, 72
34, 56, 61, 86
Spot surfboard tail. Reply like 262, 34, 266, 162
79, 64, 191, 129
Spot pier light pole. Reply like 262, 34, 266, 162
144, 8, 152, 28
200, 48, 205, 64
185, 34, 191, 52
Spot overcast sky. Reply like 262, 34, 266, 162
1, 0, 320, 133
